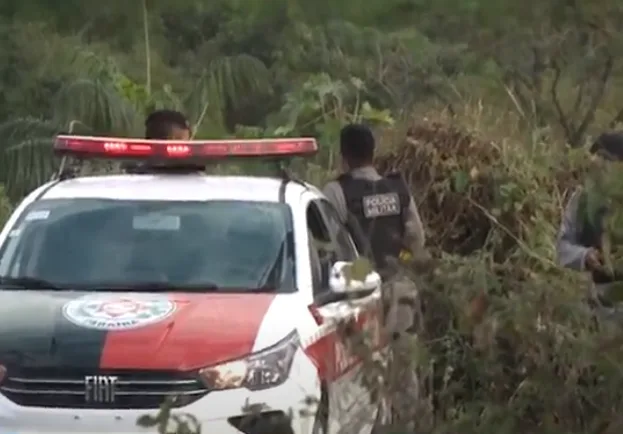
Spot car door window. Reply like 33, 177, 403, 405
306, 201, 334, 295
316, 200, 358, 261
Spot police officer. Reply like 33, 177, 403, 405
323, 124, 426, 336
323, 124, 425, 420
556, 132, 623, 314
323, 124, 426, 271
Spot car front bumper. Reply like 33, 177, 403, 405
0, 353, 322, 434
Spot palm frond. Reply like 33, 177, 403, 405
0, 117, 58, 139
201, 54, 272, 109
0, 117, 59, 200
67, 48, 123, 82
147, 85, 184, 113
53, 78, 141, 135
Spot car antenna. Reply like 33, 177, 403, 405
52, 122, 82, 181
274, 159, 307, 188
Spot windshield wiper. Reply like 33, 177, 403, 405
73, 282, 220, 292
0, 276, 64, 290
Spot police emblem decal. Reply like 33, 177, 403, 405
362, 193, 400, 218
63, 295, 176, 330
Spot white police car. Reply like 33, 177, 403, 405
0, 135, 390, 433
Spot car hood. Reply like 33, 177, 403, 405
0, 290, 278, 371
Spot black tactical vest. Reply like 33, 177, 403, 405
337, 172, 410, 270
576, 204, 623, 283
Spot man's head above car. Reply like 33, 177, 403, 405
145, 109, 191, 140
124, 109, 203, 173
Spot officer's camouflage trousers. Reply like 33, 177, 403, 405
382, 272, 422, 426
383, 274, 419, 337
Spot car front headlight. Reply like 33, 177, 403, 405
198, 330, 299, 391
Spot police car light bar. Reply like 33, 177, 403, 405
53, 135, 318, 160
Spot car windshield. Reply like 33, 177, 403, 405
0, 198, 295, 292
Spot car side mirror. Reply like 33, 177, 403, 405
328, 260, 381, 294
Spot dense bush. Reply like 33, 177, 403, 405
342, 114, 623, 434
385, 254, 623, 434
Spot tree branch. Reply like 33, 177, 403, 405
608, 106, 623, 128
573, 53, 613, 145
550, 60, 574, 145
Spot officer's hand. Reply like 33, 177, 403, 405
585, 248, 603, 271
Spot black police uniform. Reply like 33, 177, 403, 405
337, 172, 411, 274
339, 171, 417, 339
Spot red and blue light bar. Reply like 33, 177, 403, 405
53, 135, 318, 160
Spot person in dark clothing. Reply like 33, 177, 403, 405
323, 124, 426, 337
144, 109, 191, 140
556, 132, 623, 312
323, 124, 426, 271
126, 110, 198, 173
323, 124, 424, 411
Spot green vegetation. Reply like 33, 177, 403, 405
578, 162, 623, 288
2, 0, 623, 432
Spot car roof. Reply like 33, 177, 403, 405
39, 173, 315, 203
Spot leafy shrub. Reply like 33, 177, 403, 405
391, 254, 623, 434
376, 118, 588, 260
363, 117, 623, 433
578, 160, 623, 293
0, 184, 11, 226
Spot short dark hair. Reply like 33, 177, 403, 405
590, 132, 623, 160
145, 109, 190, 139
339, 124, 375, 164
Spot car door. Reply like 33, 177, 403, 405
313, 199, 384, 433
302, 197, 349, 431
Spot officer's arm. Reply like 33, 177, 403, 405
322, 181, 348, 222
322, 181, 373, 259
404, 197, 426, 252
556, 188, 590, 271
